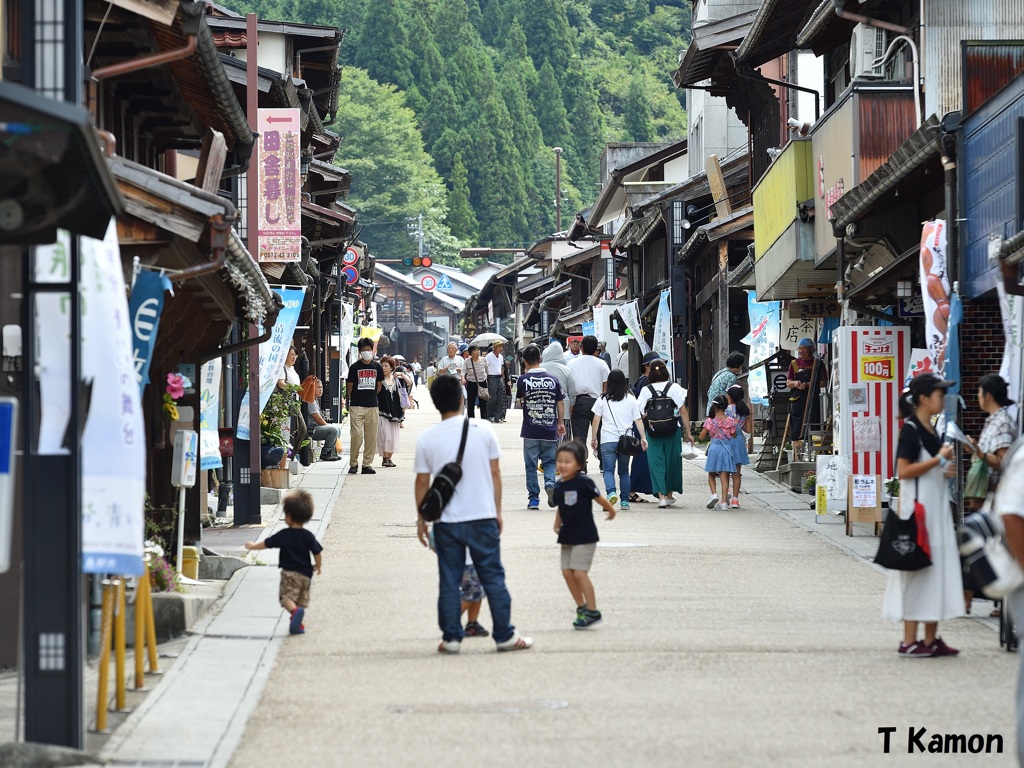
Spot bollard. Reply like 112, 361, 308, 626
113, 578, 127, 712
141, 565, 161, 675
92, 580, 114, 733
134, 571, 146, 689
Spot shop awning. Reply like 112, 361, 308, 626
735, 0, 822, 67
844, 243, 918, 303
611, 207, 663, 250
673, 10, 757, 88
795, 0, 865, 56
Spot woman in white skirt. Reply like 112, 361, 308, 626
883, 373, 963, 658
376, 356, 405, 467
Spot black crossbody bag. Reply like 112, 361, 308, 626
418, 418, 470, 522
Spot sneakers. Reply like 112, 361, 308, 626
546, 486, 556, 508
897, 641, 935, 658
930, 637, 960, 657
348, 465, 358, 474
665, 496, 677, 507
706, 494, 719, 509
438, 639, 461, 654
620, 501, 630, 511
496, 632, 534, 652
289, 607, 305, 635
527, 499, 540, 510
464, 621, 490, 638
730, 497, 740, 509
573, 608, 602, 630
714, 502, 729, 511
657, 497, 669, 508
608, 491, 619, 507
361, 466, 376, 474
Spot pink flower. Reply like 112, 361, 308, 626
166, 372, 185, 400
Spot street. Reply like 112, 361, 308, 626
222, 405, 1018, 767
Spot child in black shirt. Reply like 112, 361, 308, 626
245, 490, 323, 635
553, 440, 616, 629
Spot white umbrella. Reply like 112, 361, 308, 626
391, 354, 406, 361
470, 333, 508, 347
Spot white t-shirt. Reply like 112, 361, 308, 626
593, 394, 642, 443
485, 351, 504, 376
569, 355, 610, 398
414, 417, 501, 523
994, 442, 1024, 521
636, 382, 688, 414
438, 355, 464, 377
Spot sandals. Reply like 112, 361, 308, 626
382, 458, 396, 468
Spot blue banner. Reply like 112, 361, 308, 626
742, 291, 781, 406
129, 270, 172, 395
237, 287, 306, 440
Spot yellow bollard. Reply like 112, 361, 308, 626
134, 571, 146, 689
113, 578, 127, 712
93, 580, 114, 733
141, 566, 160, 675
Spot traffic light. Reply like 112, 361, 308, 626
413, 257, 422, 267
402, 257, 413, 266
421, 256, 432, 267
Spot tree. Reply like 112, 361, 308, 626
624, 73, 655, 141
354, 0, 412, 89
562, 56, 605, 196
445, 153, 478, 241
519, 0, 577, 78
534, 61, 572, 150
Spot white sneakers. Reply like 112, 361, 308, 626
496, 633, 534, 652
706, 494, 718, 509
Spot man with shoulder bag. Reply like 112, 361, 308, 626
414, 375, 533, 655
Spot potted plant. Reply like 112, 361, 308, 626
884, 477, 900, 507
782, 441, 793, 464
803, 472, 816, 495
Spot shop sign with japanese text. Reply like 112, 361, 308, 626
790, 298, 840, 319
257, 108, 301, 262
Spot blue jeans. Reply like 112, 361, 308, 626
600, 441, 630, 499
523, 439, 557, 501
434, 519, 515, 643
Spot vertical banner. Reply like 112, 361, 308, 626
236, 287, 306, 440
257, 108, 301, 262
920, 219, 950, 369
80, 220, 146, 575
616, 299, 651, 355
997, 280, 1024, 420
652, 289, 673, 370
338, 302, 355, 378
199, 359, 223, 470
0, 399, 16, 574
129, 269, 172, 394
34, 230, 72, 455
742, 291, 781, 405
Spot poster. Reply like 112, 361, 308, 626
742, 291, 781, 405
920, 219, 950, 370
851, 475, 877, 509
236, 287, 306, 440
256, 108, 302, 262
652, 289, 673, 369
80, 220, 146, 575
853, 415, 881, 453
816, 454, 850, 514
905, 348, 936, 387
199, 359, 223, 470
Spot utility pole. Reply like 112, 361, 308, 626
553, 147, 563, 232
417, 213, 424, 260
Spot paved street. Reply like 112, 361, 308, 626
210, 405, 1019, 768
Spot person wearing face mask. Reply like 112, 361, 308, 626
345, 337, 384, 474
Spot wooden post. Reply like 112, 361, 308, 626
706, 154, 733, 219
717, 241, 730, 372
134, 572, 146, 689
113, 579, 127, 712
92, 581, 114, 733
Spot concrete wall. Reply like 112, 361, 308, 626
687, 89, 748, 178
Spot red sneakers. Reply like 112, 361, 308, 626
897, 641, 934, 658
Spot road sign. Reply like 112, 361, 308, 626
342, 247, 359, 266
420, 274, 437, 291
0, 398, 16, 574
342, 265, 359, 285
436, 273, 453, 291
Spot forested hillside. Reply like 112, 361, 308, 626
232, 0, 691, 264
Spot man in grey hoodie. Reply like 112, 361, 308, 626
540, 341, 576, 441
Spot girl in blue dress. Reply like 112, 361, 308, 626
725, 384, 751, 508
699, 395, 738, 511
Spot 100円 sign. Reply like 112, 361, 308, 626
257, 108, 301, 262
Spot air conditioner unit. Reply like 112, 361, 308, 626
849, 22, 887, 79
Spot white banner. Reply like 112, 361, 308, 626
997, 280, 1024, 421
34, 230, 72, 455
199, 359, 223, 470
615, 299, 651, 355
80, 220, 146, 575
920, 219, 951, 370
652, 289, 673, 369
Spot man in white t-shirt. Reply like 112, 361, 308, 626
567, 335, 610, 471
415, 375, 533, 655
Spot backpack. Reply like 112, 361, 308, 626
644, 384, 679, 436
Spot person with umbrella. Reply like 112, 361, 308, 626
486, 341, 508, 423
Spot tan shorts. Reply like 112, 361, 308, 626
279, 569, 312, 608
560, 542, 597, 572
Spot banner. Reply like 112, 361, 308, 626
652, 289, 673, 369
257, 108, 302, 262
338, 302, 355, 376
615, 300, 651, 355
80, 220, 146, 575
236, 287, 305, 440
33, 230, 72, 455
742, 291, 781, 405
198, 359, 223, 470
129, 269, 172, 394
997, 280, 1024, 420
920, 219, 951, 370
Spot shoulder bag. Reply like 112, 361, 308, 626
472, 362, 490, 401
874, 479, 932, 571
603, 398, 643, 456
958, 509, 1024, 599
964, 454, 990, 501
418, 419, 470, 522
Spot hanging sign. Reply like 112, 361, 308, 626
129, 269, 172, 394
257, 108, 302, 262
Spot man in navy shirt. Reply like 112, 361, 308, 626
515, 344, 566, 509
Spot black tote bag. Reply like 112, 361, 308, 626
874, 479, 932, 572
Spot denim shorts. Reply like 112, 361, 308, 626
460, 565, 485, 603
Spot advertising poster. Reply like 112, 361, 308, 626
236, 287, 306, 440
919, 219, 950, 370
199, 359, 223, 470
257, 108, 302, 262
742, 291, 781, 405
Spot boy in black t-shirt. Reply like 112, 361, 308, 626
552, 441, 617, 629
245, 490, 323, 635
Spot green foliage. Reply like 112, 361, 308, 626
624, 73, 655, 142
260, 384, 302, 448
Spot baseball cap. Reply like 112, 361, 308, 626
907, 372, 955, 396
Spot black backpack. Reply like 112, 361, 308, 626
644, 383, 679, 436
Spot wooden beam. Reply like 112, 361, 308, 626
706, 154, 732, 220
194, 128, 228, 196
